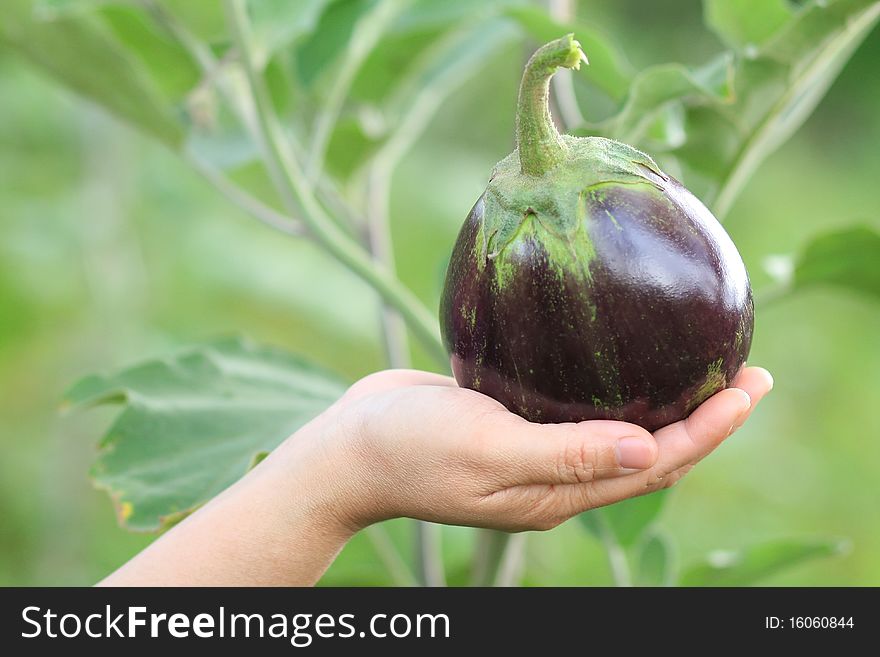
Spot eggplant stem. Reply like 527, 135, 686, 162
516, 33, 588, 176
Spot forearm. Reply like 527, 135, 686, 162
99, 421, 358, 586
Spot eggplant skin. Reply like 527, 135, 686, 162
440, 175, 754, 432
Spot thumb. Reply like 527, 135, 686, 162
483, 416, 659, 487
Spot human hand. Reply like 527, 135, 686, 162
100, 366, 772, 586
304, 366, 773, 533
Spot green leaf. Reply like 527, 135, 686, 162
636, 530, 677, 586
391, 0, 506, 32
295, 0, 377, 86
64, 338, 347, 531
249, 0, 332, 66
2, 0, 183, 146
794, 225, 880, 299
503, 5, 634, 102
598, 0, 880, 217
605, 59, 734, 145
327, 16, 519, 179
157, 0, 228, 44
707, 0, 880, 216
704, 0, 794, 50
98, 4, 201, 102
680, 538, 849, 586
579, 490, 669, 548
34, 0, 117, 17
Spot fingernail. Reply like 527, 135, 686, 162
728, 391, 753, 435
616, 437, 655, 469
736, 391, 752, 422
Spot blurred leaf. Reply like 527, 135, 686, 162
99, 4, 201, 101
391, 0, 509, 33
636, 530, 676, 586
325, 116, 382, 179
157, 0, 228, 44
383, 17, 516, 124
65, 338, 347, 531
680, 538, 849, 586
329, 1, 525, 107
2, 0, 183, 146
579, 490, 668, 548
704, 0, 794, 50
249, 0, 332, 66
707, 0, 880, 215
295, 0, 376, 86
34, 0, 117, 17
503, 5, 634, 102
304, 0, 410, 177
327, 16, 519, 179
605, 58, 734, 145
599, 0, 880, 216
793, 225, 880, 300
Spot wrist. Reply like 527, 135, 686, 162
270, 409, 378, 537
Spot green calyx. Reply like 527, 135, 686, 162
480, 35, 667, 267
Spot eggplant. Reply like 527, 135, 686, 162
440, 35, 753, 431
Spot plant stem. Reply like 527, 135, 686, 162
470, 530, 513, 586
225, 0, 446, 366
151, 0, 364, 242
186, 151, 307, 237
547, 0, 586, 130
364, 524, 418, 586
306, 0, 407, 181
516, 33, 586, 176
365, 162, 447, 587
365, 163, 411, 368
494, 533, 527, 586
596, 513, 633, 587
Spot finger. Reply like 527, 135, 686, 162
575, 387, 751, 510
729, 366, 773, 432
342, 369, 456, 402
656, 387, 752, 470
475, 415, 659, 488
510, 377, 768, 520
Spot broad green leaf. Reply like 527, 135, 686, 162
680, 538, 849, 586
794, 225, 880, 300
704, 0, 794, 50
65, 338, 347, 531
579, 490, 669, 548
503, 5, 634, 103
2, 0, 183, 146
636, 530, 676, 586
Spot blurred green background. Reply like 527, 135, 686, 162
1, 0, 879, 586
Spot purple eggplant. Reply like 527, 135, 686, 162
440, 35, 753, 431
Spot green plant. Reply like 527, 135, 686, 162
4, 0, 878, 586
